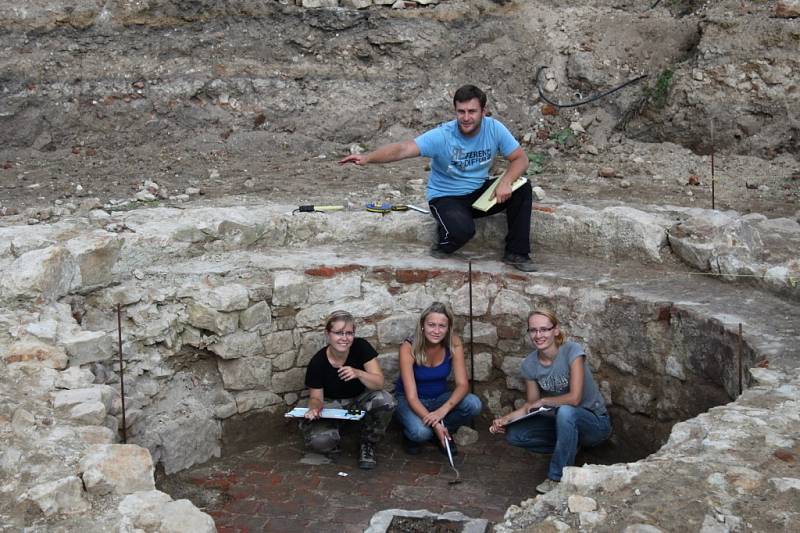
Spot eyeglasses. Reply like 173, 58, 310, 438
330, 330, 355, 338
527, 326, 555, 335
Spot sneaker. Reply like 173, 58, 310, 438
358, 442, 377, 470
403, 435, 423, 455
535, 478, 559, 494
503, 252, 538, 272
429, 244, 450, 260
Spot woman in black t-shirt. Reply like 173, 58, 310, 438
301, 310, 397, 470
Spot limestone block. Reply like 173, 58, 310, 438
218, 356, 272, 390
78, 425, 116, 445
53, 385, 116, 411
234, 390, 283, 413
65, 230, 122, 290
749, 367, 784, 387
25, 319, 59, 341
307, 274, 362, 304
3, 340, 68, 369
568, 495, 597, 513
67, 400, 106, 425
11, 408, 36, 435
209, 330, 265, 359
296, 304, 332, 328
302, 0, 339, 7
240, 301, 272, 331
342, 0, 372, 8
0, 245, 78, 301
186, 302, 238, 335
195, 284, 250, 312
776, 0, 800, 18
272, 271, 308, 306
501, 355, 525, 391
23, 475, 90, 516
579, 509, 608, 528
158, 499, 217, 533
491, 289, 531, 318
378, 352, 399, 388
563, 463, 639, 491
263, 330, 294, 355
463, 321, 498, 346
454, 426, 479, 446
213, 390, 238, 419
467, 351, 493, 382
620, 385, 654, 414
107, 284, 144, 306
118, 490, 174, 529
668, 213, 761, 271
271, 367, 306, 393
298, 330, 324, 365
137, 408, 221, 474
451, 282, 492, 316
271, 351, 296, 371
60, 329, 114, 365
80, 444, 155, 495
377, 314, 416, 345
769, 477, 800, 492
394, 286, 434, 311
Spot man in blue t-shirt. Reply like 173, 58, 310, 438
338, 84, 536, 272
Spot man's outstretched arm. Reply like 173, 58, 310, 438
338, 140, 420, 166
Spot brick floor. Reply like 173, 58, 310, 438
163, 420, 558, 532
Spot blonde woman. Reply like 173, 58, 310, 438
302, 310, 396, 470
395, 302, 482, 455
490, 309, 611, 493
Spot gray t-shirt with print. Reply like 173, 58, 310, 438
520, 340, 607, 415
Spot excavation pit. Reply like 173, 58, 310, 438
3, 202, 798, 532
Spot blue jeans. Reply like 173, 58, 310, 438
395, 392, 482, 442
505, 405, 611, 481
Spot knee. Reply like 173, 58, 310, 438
458, 394, 482, 417
368, 390, 397, 412
556, 405, 579, 426
450, 224, 476, 245
504, 426, 524, 447
405, 424, 433, 443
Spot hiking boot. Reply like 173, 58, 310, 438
535, 478, 559, 494
503, 252, 538, 272
403, 435, 423, 455
358, 442, 377, 470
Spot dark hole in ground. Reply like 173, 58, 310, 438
387, 516, 465, 533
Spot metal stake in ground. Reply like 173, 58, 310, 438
468, 261, 474, 396
117, 304, 127, 444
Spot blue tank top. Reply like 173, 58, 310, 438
395, 341, 452, 399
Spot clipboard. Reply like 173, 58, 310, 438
284, 407, 365, 421
506, 406, 553, 424
472, 176, 528, 212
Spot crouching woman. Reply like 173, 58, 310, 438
489, 309, 611, 493
302, 310, 396, 470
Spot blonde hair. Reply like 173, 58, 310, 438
325, 310, 355, 332
411, 302, 454, 365
528, 308, 566, 347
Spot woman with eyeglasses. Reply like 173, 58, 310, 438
395, 302, 482, 456
302, 310, 396, 470
489, 309, 611, 494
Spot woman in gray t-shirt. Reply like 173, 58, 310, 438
489, 309, 611, 494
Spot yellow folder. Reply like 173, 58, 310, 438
472, 176, 528, 212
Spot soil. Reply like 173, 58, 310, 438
387, 516, 465, 532
0, 0, 798, 222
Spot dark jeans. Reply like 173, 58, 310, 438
428, 178, 532, 256
505, 405, 612, 481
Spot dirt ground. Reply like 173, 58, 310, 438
0, 0, 798, 221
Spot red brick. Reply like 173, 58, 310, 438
395, 269, 442, 283
533, 204, 556, 213
305, 265, 360, 277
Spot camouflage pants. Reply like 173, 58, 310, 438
300, 389, 397, 453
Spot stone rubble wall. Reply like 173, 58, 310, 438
3, 200, 798, 530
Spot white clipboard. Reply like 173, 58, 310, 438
506, 406, 553, 425
472, 176, 528, 212
285, 407, 365, 421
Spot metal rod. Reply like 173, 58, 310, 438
738, 322, 743, 396
468, 260, 474, 396
711, 119, 716, 210
117, 304, 127, 444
